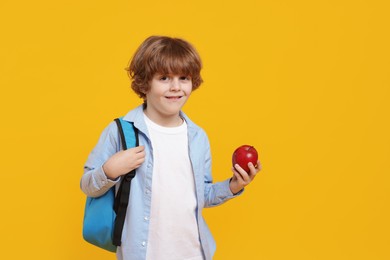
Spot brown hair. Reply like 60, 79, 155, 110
126, 36, 203, 99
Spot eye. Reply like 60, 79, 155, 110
159, 76, 169, 81
179, 76, 191, 81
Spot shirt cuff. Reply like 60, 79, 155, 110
98, 165, 121, 187
226, 178, 244, 197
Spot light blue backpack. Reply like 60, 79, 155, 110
83, 118, 138, 252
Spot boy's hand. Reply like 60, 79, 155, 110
103, 146, 146, 180
229, 160, 261, 194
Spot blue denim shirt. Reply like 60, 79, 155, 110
81, 105, 242, 260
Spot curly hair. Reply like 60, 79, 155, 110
126, 36, 203, 99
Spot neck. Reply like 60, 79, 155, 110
143, 109, 183, 127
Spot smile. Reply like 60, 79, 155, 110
165, 96, 182, 100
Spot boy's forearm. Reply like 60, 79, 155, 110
81, 166, 119, 197
229, 178, 244, 195
102, 162, 119, 181
203, 179, 243, 207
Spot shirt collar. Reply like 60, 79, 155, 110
122, 104, 200, 140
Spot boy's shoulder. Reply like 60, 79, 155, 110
179, 111, 210, 142
123, 105, 144, 122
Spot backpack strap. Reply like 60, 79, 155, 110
112, 117, 139, 247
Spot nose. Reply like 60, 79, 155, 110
170, 77, 181, 91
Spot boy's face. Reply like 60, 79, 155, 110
145, 73, 193, 120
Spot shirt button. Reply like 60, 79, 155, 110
142, 241, 146, 247
145, 189, 150, 194
147, 164, 152, 168
144, 216, 149, 221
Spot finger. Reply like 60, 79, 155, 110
132, 156, 145, 168
136, 155, 146, 164
232, 167, 243, 182
248, 162, 259, 178
256, 160, 262, 171
125, 146, 145, 156
127, 145, 144, 154
234, 164, 250, 182
134, 161, 144, 169
132, 151, 146, 161
232, 167, 251, 187
133, 145, 145, 152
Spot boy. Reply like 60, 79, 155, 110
81, 36, 261, 260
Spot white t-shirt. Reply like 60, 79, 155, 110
144, 114, 203, 260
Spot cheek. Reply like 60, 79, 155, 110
185, 90, 192, 97
185, 84, 193, 96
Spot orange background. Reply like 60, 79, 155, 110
1, 0, 389, 259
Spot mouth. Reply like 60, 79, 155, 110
165, 96, 183, 100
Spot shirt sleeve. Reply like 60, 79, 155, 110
202, 133, 244, 208
80, 121, 122, 197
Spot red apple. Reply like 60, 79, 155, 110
232, 145, 258, 173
